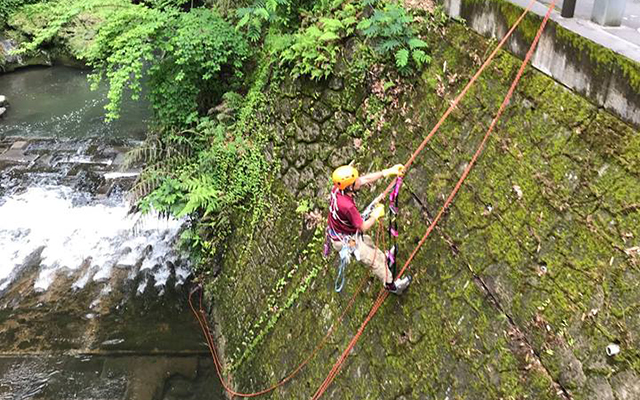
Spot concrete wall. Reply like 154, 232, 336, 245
444, 0, 640, 128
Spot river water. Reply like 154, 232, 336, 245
0, 66, 148, 139
0, 66, 223, 400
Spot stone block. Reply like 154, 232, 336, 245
0, 95, 6, 106
310, 101, 333, 122
328, 76, 343, 91
585, 376, 615, 400
0, 149, 38, 164
0, 107, 6, 118
294, 114, 321, 143
10, 141, 28, 150
591, 0, 627, 26
611, 370, 640, 400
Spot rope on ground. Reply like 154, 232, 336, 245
310, 1, 557, 397
189, 1, 537, 396
188, 223, 385, 397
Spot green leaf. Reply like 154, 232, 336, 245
408, 38, 428, 49
395, 48, 409, 68
236, 13, 251, 29
320, 18, 343, 31
254, 7, 270, 21
380, 39, 401, 52
412, 49, 431, 67
319, 31, 339, 41
341, 16, 357, 28
356, 19, 372, 31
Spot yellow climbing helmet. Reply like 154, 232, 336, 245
332, 165, 359, 190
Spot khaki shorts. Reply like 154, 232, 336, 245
332, 234, 392, 284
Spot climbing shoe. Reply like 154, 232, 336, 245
385, 275, 412, 295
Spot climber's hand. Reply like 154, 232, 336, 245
371, 204, 385, 220
383, 164, 405, 177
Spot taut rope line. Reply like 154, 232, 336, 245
311, 1, 557, 397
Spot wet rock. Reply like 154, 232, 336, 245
0, 95, 7, 106
0, 107, 6, 118
10, 141, 27, 150
310, 101, 333, 122
0, 147, 38, 166
585, 376, 614, 400
295, 113, 322, 143
0, 39, 52, 72
611, 370, 640, 400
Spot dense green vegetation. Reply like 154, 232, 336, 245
0, 0, 41, 28
3, 0, 438, 269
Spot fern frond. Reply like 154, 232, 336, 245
408, 38, 428, 49
121, 136, 161, 170
395, 48, 409, 68
129, 171, 161, 204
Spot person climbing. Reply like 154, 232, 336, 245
327, 164, 412, 294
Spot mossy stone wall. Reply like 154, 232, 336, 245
207, 22, 640, 400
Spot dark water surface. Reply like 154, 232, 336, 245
0, 66, 150, 139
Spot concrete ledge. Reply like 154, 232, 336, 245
444, 0, 640, 128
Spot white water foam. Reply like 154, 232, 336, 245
104, 172, 140, 180
0, 185, 188, 293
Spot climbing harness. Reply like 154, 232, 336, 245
387, 176, 403, 279
327, 228, 360, 292
326, 186, 368, 292
189, 0, 548, 396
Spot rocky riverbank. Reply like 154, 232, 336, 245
0, 135, 223, 399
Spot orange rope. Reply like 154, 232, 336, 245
311, 1, 557, 397
188, 223, 386, 397
375, 0, 537, 204
189, 1, 539, 396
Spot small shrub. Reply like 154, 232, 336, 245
357, 1, 431, 74
272, 2, 358, 80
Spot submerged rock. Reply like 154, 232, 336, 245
0, 39, 52, 72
